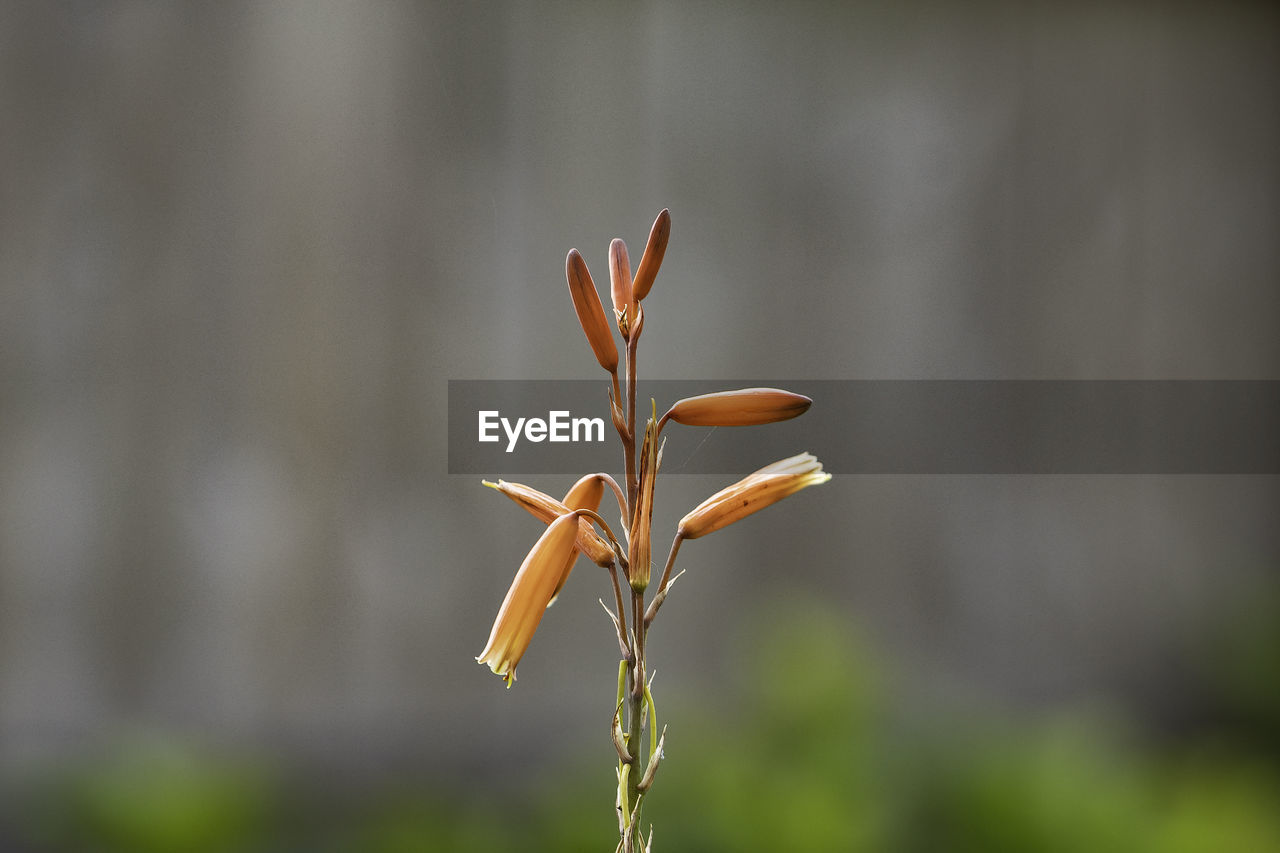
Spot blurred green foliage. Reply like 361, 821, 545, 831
12, 738, 276, 852
7, 597, 1279, 851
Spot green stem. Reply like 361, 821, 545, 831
643, 682, 658, 759
625, 588, 646, 833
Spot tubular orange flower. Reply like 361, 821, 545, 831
677, 452, 830, 539
609, 238, 636, 338
663, 388, 812, 428
477, 511, 584, 686
566, 249, 618, 373
632, 209, 670, 302
483, 478, 615, 567
627, 414, 659, 591
551, 474, 606, 603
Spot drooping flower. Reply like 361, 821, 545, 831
477, 511, 584, 686
663, 388, 812, 427
552, 473, 606, 603
483, 478, 615, 567
677, 453, 830, 539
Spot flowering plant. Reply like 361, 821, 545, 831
477, 210, 829, 851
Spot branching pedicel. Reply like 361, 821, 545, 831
476, 210, 830, 851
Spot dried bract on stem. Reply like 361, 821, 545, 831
627, 412, 659, 592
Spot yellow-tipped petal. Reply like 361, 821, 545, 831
677, 453, 830, 539
566, 249, 618, 373
632, 209, 670, 302
664, 388, 811, 427
476, 511, 583, 685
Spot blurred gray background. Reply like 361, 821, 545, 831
2, 0, 1277, 806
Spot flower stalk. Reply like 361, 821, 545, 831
475, 210, 828, 851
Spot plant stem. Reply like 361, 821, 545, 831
600, 473, 628, 526
625, 587, 647, 838
645, 534, 684, 627
619, 307, 644, 851
609, 564, 631, 660
624, 333, 639, 514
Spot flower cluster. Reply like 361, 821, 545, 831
474, 210, 828, 849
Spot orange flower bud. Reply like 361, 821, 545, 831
627, 415, 659, 591
566, 249, 618, 373
677, 453, 830, 539
551, 474, 606, 603
476, 511, 583, 686
609, 238, 636, 338
664, 388, 812, 427
483, 479, 615, 567
632, 209, 670, 302
563, 473, 605, 517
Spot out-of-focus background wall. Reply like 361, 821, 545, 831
2, 2, 1278, 849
